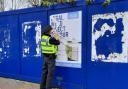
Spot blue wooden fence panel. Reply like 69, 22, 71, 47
19, 10, 48, 82
87, 0, 128, 89
48, 6, 86, 89
0, 15, 20, 78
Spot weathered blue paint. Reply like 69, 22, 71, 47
0, 7, 48, 82
0, 15, 20, 77
94, 18, 123, 58
19, 11, 47, 82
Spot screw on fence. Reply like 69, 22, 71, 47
56, 76, 63, 86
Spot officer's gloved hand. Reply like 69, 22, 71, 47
55, 33, 59, 40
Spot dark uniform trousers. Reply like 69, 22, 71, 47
40, 55, 56, 89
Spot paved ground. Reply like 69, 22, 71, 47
0, 77, 40, 89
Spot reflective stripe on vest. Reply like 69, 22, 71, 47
41, 35, 58, 54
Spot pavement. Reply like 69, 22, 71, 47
0, 77, 40, 89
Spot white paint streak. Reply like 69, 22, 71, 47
92, 12, 128, 63
35, 23, 41, 56
0, 29, 11, 63
0, 48, 2, 52
24, 48, 29, 53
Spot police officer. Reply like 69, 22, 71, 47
40, 25, 60, 89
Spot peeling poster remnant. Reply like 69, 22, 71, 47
92, 12, 128, 63
0, 27, 11, 63
22, 21, 41, 57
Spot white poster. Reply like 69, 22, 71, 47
50, 11, 82, 68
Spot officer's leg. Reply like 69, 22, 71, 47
46, 57, 55, 89
40, 56, 48, 89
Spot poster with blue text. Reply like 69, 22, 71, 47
50, 11, 82, 68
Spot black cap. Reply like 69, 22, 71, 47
43, 25, 52, 34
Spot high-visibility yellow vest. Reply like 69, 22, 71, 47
41, 35, 58, 54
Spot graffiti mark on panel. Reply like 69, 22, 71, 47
92, 12, 128, 63
0, 27, 11, 63
22, 21, 41, 57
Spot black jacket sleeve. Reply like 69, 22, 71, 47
49, 37, 60, 45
